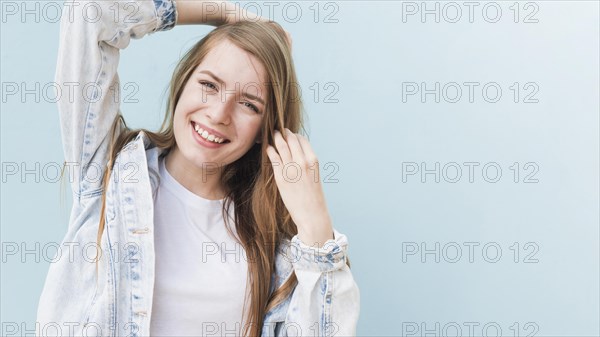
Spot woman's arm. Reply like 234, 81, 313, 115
176, 0, 238, 25
56, 0, 177, 201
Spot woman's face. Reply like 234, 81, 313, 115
172, 39, 268, 170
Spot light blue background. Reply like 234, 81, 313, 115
1, 1, 598, 336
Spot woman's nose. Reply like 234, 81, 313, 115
206, 98, 233, 124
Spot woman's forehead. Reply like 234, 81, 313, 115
196, 40, 268, 89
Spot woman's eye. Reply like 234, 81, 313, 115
199, 81, 217, 90
243, 102, 260, 113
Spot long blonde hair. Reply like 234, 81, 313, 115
90, 21, 350, 336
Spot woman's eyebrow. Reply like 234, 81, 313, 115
244, 92, 265, 105
199, 70, 226, 85
199, 70, 265, 105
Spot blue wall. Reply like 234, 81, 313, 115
1, 1, 598, 335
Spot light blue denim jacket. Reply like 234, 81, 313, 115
36, 0, 360, 336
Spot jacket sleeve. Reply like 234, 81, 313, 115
56, 0, 177, 200
281, 228, 361, 336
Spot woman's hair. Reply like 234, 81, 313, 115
82, 20, 350, 336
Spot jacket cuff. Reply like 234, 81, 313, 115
153, 0, 177, 32
289, 228, 349, 273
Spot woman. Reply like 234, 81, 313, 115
36, 0, 360, 336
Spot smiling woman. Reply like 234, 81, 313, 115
167, 39, 267, 201
36, 0, 360, 336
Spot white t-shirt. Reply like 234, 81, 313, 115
150, 156, 250, 336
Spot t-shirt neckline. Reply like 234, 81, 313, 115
159, 156, 225, 210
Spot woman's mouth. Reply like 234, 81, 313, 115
191, 122, 231, 148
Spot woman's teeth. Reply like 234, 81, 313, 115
194, 123, 228, 144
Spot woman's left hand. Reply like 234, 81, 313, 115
266, 128, 334, 248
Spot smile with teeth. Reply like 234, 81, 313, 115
193, 123, 229, 144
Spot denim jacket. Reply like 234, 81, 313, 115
36, 0, 360, 336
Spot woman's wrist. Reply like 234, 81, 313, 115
175, 0, 241, 26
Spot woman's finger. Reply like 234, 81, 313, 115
273, 130, 292, 164
283, 129, 305, 165
295, 133, 318, 165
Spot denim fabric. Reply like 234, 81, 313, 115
36, 0, 360, 336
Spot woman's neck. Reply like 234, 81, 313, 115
164, 148, 226, 200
